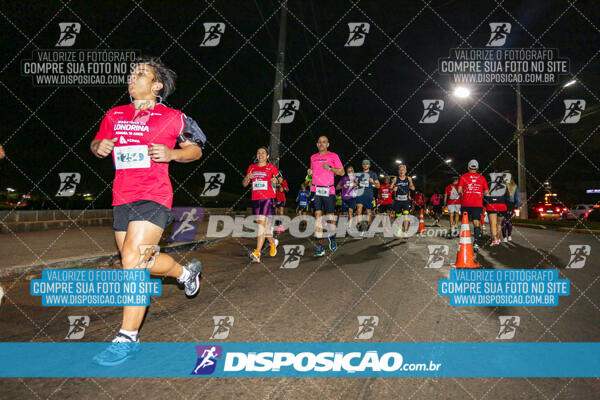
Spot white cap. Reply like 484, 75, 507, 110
468, 159, 479, 170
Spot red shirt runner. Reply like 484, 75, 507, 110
247, 163, 278, 200
414, 193, 426, 206
276, 179, 288, 203
94, 103, 185, 209
444, 183, 461, 205
458, 172, 489, 207
378, 184, 393, 205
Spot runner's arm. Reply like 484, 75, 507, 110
331, 167, 345, 176
408, 177, 416, 191
90, 138, 117, 159
165, 141, 202, 163
242, 173, 252, 187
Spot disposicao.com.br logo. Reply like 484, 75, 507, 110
191, 346, 441, 376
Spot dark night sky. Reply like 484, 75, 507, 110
0, 0, 598, 208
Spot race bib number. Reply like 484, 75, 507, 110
382, 193, 389, 199
396, 194, 408, 201
299, 201, 307, 206
360, 180, 369, 187
114, 145, 150, 170
253, 180, 268, 191
316, 187, 330, 197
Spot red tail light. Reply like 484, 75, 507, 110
563, 207, 568, 211
537, 207, 544, 212
555, 207, 561, 212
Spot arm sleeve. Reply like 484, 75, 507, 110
177, 114, 207, 148
482, 177, 489, 192
458, 176, 465, 190
93, 112, 113, 141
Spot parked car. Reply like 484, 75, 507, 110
531, 202, 568, 220
562, 204, 594, 220
587, 207, 600, 222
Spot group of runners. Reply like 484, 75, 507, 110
88, 56, 523, 366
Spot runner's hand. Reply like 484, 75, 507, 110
271, 177, 279, 186
96, 138, 117, 157
322, 162, 330, 170
369, 178, 374, 184
246, 171, 254, 180
149, 143, 173, 162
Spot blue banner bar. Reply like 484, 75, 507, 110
0, 342, 598, 377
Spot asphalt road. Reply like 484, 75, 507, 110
1, 221, 599, 399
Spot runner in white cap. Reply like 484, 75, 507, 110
458, 159, 489, 248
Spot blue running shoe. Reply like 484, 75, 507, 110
314, 245, 325, 257
178, 259, 202, 297
328, 234, 337, 252
93, 333, 140, 366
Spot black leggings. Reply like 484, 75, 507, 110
502, 210, 514, 237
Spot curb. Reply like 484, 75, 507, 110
556, 227, 600, 236
0, 239, 216, 280
514, 222, 600, 235
513, 223, 547, 230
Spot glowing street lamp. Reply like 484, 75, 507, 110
453, 86, 471, 98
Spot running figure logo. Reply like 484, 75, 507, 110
355, 316, 379, 340
345, 23, 370, 47
275, 100, 300, 124
497, 316, 520, 339
201, 172, 225, 196
56, 23, 80, 47
191, 345, 222, 375
561, 100, 586, 124
420, 100, 444, 124
488, 172, 509, 196
200, 23, 225, 47
280, 245, 305, 269
486, 23, 511, 47
210, 316, 234, 339
56, 172, 81, 197
136, 245, 159, 269
65, 315, 90, 340
566, 245, 590, 269
168, 207, 203, 242
425, 245, 449, 269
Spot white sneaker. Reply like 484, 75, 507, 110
507, 236, 512, 241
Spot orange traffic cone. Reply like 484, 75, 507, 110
453, 212, 479, 268
417, 209, 426, 234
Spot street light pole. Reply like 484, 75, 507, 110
268, 1, 288, 168
515, 83, 528, 218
